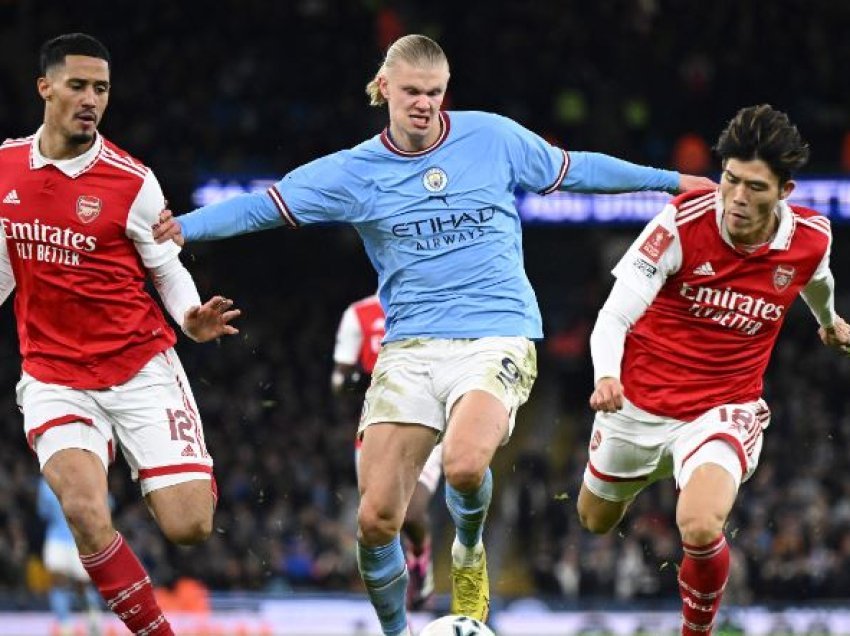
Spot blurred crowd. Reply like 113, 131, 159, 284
2, 0, 850, 611
1, 1, 850, 214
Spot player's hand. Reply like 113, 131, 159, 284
153, 209, 185, 246
182, 296, 241, 343
818, 316, 850, 354
589, 377, 624, 413
677, 174, 717, 193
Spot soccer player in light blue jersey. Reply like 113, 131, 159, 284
154, 34, 715, 636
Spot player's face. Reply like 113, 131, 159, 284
38, 55, 110, 148
380, 60, 449, 151
720, 158, 794, 245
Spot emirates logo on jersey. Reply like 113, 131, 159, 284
773, 264, 796, 292
76, 195, 102, 224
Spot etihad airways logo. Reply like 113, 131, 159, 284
392, 207, 495, 251
680, 282, 784, 335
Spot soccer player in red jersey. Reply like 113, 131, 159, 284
578, 104, 850, 635
332, 293, 442, 610
0, 34, 239, 636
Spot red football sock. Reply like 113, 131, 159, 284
80, 532, 173, 635
679, 534, 729, 635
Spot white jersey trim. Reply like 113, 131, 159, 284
29, 126, 102, 178
101, 146, 148, 179
541, 148, 570, 195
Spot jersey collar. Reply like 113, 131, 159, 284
715, 190, 794, 253
380, 111, 451, 157
30, 125, 103, 178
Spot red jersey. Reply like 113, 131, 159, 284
333, 294, 385, 373
614, 190, 831, 420
0, 129, 179, 389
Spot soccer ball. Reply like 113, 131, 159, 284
419, 614, 495, 636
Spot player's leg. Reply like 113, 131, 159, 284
45, 536, 103, 636
672, 400, 769, 636
442, 389, 507, 621
439, 336, 538, 622
109, 350, 216, 546
145, 479, 215, 545
19, 372, 175, 636
77, 580, 103, 636
358, 422, 436, 636
577, 399, 669, 534
403, 443, 442, 610
676, 454, 738, 636
42, 450, 173, 636
575, 484, 633, 535
44, 565, 73, 636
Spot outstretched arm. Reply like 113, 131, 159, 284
153, 190, 284, 245
561, 151, 716, 194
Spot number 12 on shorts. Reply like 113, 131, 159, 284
167, 408, 196, 443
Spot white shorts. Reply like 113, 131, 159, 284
43, 539, 88, 581
354, 442, 443, 493
17, 349, 213, 496
583, 396, 770, 502
359, 337, 537, 443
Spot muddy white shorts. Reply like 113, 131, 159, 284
359, 337, 537, 443
583, 396, 770, 502
18, 348, 213, 495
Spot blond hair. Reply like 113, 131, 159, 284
365, 34, 448, 107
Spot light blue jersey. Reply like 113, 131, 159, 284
178, 111, 679, 341
37, 478, 74, 545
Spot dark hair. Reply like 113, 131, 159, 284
39, 33, 111, 75
714, 104, 810, 185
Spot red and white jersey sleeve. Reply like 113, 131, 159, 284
333, 304, 363, 366
125, 169, 181, 268
612, 203, 683, 302
612, 189, 831, 421
0, 130, 177, 389
333, 294, 385, 374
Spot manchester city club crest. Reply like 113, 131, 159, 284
422, 167, 448, 193
773, 264, 795, 292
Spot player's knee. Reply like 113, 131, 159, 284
677, 511, 725, 547
161, 511, 213, 546
443, 459, 486, 493
577, 506, 617, 535
358, 500, 402, 546
61, 493, 111, 542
